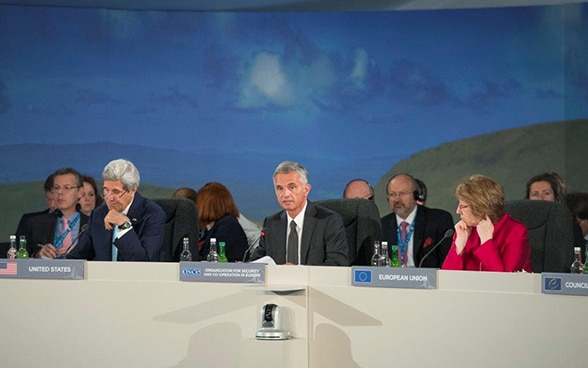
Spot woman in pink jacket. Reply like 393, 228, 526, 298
442, 175, 532, 272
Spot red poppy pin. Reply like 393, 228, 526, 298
423, 237, 434, 248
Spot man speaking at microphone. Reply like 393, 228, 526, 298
30, 167, 89, 258
381, 174, 454, 268
68, 159, 165, 261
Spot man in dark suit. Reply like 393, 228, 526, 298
15, 173, 57, 240
250, 161, 349, 266
68, 159, 165, 261
30, 168, 88, 258
381, 174, 454, 268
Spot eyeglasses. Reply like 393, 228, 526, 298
387, 191, 410, 199
103, 188, 128, 200
457, 204, 470, 210
51, 185, 80, 193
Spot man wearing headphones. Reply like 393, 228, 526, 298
381, 174, 454, 268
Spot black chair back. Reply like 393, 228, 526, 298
315, 198, 382, 266
153, 198, 199, 262
505, 199, 574, 273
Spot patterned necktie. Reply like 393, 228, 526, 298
62, 218, 72, 250
400, 221, 409, 244
112, 225, 119, 262
287, 220, 299, 265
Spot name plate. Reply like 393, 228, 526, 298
0, 259, 85, 280
351, 266, 437, 289
179, 262, 265, 284
542, 273, 588, 296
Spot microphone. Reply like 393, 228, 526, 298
64, 224, 89, 256
243, 228, 265, 262
418, 228, 454, 268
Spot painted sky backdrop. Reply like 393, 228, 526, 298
0, 3, 587, 218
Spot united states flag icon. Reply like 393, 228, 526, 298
0, 262, 17, 275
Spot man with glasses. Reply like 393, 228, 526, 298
381, 173, 454, 268
28, 168, 89, 258
68, 159, 165, 261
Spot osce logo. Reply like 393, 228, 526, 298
544, 277, 561, 291
354, 269, 372, 283
182, 268, 202, 276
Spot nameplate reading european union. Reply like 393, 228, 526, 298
542, 273, 588, 296
351, 266, 436, 289
0, 259, 85, 280
179, 262, 265, 284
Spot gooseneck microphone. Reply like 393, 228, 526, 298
243, 228, 265, 263
418, 228, 454, 268
65, 223, 89, 255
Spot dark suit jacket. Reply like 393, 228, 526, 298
381, 205, 454, 268
68, 192, 165, 261
15, 208, 51, 240
250, 201, 349, 266
198, 215, 249, 262
24, 211, 89, 257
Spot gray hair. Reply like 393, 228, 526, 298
102, 159, 140, 191
274, 161, 309, 185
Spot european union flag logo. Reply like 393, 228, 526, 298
354, 269, 372, 283
544, 277, 561, 291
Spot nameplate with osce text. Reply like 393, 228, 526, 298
180, 262, 265, 284
0, 259, 85, 280
351, 266, 436, 289
542, 272, 588, 296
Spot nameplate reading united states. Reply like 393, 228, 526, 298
542, 273, 588, 296
180, 262, 265, 284
351, 266, 437, 289
0, 259, 85, 280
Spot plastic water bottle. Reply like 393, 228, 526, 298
7, 235, 17, 259
570, 247, 583, 274
371, 240, 382, 267
207, 238, 218, 262
180, 237, 192, 261
380, 241, 391, 267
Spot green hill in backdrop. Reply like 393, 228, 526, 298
373, 120, 588, 220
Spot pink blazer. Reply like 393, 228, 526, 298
442, 214, 532, 272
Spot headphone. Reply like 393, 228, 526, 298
414, 178, 427, 203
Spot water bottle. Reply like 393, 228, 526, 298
218, 241, 228, 263
570, 246, 583, 274
207, 237, 218, 262
379, 241, 391, 267
16, 235, 29, 259
180, 237, 192, 261
390, 245, 401, 268
370, 240, 382, 267
7, 235, 17, 259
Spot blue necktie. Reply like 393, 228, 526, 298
112, 225, 119, 262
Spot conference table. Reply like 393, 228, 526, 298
1, 262, 586, 367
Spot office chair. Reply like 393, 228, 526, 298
315, 198, 382, 266
504, 199, 574, 273
153, 198, 199, 262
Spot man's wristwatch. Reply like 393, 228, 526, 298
119, 220, 132, 230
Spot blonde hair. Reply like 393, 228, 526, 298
456, 175, 504, 223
